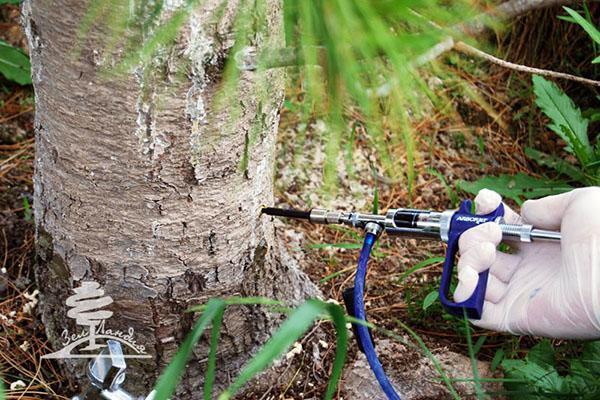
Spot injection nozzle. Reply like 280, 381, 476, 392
261, 207, 311, 220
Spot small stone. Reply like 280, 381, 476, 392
19, 341, 30, 352
285, 342, 303, 360
10, 380, 26, 390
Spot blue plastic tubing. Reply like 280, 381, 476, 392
353, 232, 401, 400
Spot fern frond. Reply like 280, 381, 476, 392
532, 75, 593, 165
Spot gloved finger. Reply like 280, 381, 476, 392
559, 187, 600, 245
458, 242, 496, 274
485, 274, 508, 304
471, 301, 507, 332
455, 253, 508, 304
475, 189, 521, 224
488, 252, 521, 283
454, 266, 479, 303
521, 191, 574, 230
459, 222, 502, 255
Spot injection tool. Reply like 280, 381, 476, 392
262, 200, 561, 399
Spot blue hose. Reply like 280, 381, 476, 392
353, 232, 401, 400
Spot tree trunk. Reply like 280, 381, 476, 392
22, 0, 317, 396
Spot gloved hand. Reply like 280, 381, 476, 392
454, 187, 600, 339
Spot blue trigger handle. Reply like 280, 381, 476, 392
438, 200, 505, 319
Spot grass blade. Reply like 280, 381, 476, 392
320, 266, 354, 284
563, 7, 600, 45
491, 348, 505, 372
472, 335, 486, 356
218, 299, 326, 399
524, 147, 588, 183
203, 305, 225, 400
463, 310, 484, 399
153, 299, 225, 400
187, 296, 284, 312
397, 256, 445, 284
323, 303, 348, 399
308, 242, 362, 250
395, 319, 461, 400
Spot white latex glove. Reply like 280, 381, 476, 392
454, 187, 600, 339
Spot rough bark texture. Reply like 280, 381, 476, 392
22, 0, 317, 396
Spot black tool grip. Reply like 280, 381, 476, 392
342, 287, 375, 353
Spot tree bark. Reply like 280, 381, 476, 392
22, 0, 317, 396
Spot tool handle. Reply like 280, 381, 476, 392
438, 200, 504, 319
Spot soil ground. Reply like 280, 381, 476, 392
1, 2, 598, 399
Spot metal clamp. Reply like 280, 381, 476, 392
72, 340, 159, 400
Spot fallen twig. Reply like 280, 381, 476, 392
454, 41, 600, 87
417, 0, 600, 65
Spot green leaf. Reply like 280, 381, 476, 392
153, 299, 225, 400
0, 40, 32, 85
557, 15, 576, 24
457, 173, 572, 205
219, 299, 346, 400
472, 335, 486, 355
581, 340, 600, 375
502, 357, 563, 398
561, 125, 596, 171
527, 340, 555, 368
524, 147, 588, 183
283, 99, 296, 111
563, 7, 600, 45
501, 339, 600, 399
582, 107, 600, 122
532, 75, 592, 163
593, 55, 600, 64
397, 256, 444, 284
490, 348, 504, 372
22, 197, 33, 222
187, 296, 284, 312
0, 0, 20, 4
423, 290, 439, 310
564, 360, 600, 397
308, 242, 362, 250
500, 340, 564, 399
